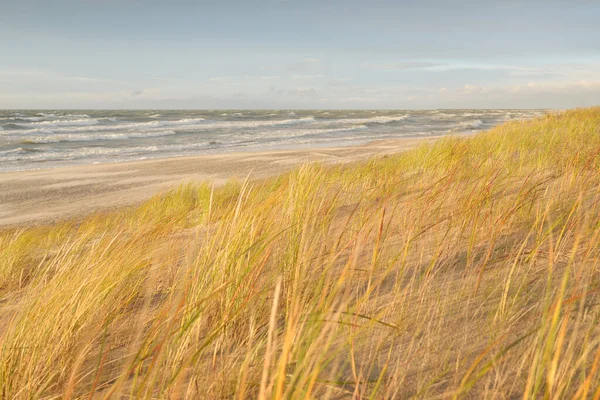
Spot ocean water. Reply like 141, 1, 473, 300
0, 109, 546, 172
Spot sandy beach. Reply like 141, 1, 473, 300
0, 137, 433, 227
3, 0, 597, 396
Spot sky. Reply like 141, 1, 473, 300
1, 0, 599, 109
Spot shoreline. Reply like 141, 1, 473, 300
0, 136, 444, 227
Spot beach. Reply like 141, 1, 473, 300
0, 137, 430, 226
0, 108, 545, 227
2, 109, 600, 397
2, 0, 597, 395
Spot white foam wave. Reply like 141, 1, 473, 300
259, 133, 382, 148
2, 110, 548, 172
460, 119, 483, 128
3, 117, 316, 137
303, 126, 368, 135
22, 129, 177, 144
329, 115, 410, 125
169, 117, 207, 125
0, 147, 27, 156
1, 141, 220, 164
433, 113, 457, 119
17, 118, 100, 128
460, 112, 486, 117
1, 145, 157, 163
2, 118, 204, 135
250, 125, 368, 140
194, 117, 316, 130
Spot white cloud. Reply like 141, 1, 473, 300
2, 59, 599, 109
363, 61, 446, 70
0, 68, 51, 79
0, 68, 128, 86
303, 58, 321, 65
463, 84, 481, 93
510, 79, 600, 94
291, 74, 325, 81
268, 86, 319, 98
208, 76, 233, 82
285, 58, 324, 72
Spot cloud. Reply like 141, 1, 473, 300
0, 68, 129, 85
291, 74, 325, 81
268, 86, 319, 97
285, 58, 324, 72
302, 58, 321, 65
208, 76, 233, 82
463, 84, 482, 94
509, 79, 600, 95
2, 59, 599, 109
506, 69, 560, 78
326, 77, 355, 87
363, 61, 447, 71
0, 68, 51, 79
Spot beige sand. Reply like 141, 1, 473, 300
0, 137, 436, 227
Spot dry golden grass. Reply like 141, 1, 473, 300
1, 108, 600, 398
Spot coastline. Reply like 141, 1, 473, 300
3, 108, 600, 397
0, 136, 441, 227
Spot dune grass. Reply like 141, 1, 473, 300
1, 108, 600, 398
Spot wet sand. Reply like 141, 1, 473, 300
0, 137, 438, 227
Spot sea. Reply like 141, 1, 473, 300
0, 109, 547, 172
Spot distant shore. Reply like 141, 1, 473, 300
0, 136, 440, 227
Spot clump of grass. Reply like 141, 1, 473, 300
1, 108, 600, 398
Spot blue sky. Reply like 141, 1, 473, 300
1, 0, 599, 109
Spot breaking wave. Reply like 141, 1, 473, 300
0, 109, 547, 172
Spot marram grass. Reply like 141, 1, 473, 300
1, 108, 600, 398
